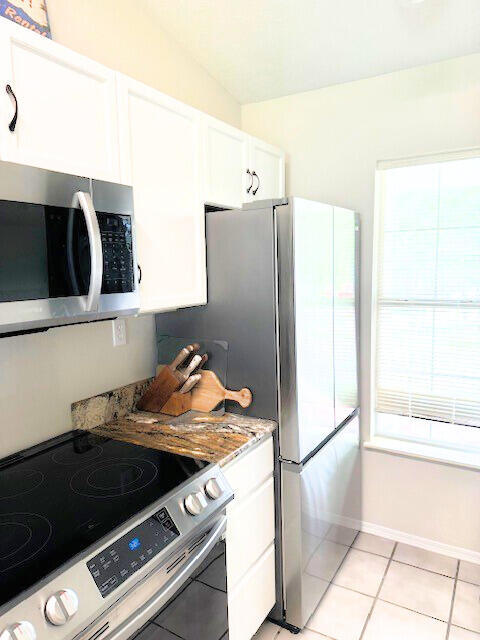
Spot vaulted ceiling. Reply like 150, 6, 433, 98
146, 0, 480, 103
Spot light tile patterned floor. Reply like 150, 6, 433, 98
252, 534, 480, 640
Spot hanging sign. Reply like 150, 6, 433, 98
0, 0, 51, 38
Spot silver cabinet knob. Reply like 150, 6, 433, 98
205, 478, 223, 500
0, 622, 36, 640
45, 589, 79, 626
184, 491, 208, 516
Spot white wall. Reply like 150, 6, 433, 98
0, 4, 240, 458
242, 53, 480, 553
0, 317, 156, 457
46, 0, 240, 127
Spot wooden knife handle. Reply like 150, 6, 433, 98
224, 387, 253, 408
170, 343, 200, 370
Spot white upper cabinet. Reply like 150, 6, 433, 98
117, 74, 207, 314
203, 116, 285, 208
0, 21, 120, 181
203, 116, 249, 208
0, 23, 284, 314
248, 136, 285, 202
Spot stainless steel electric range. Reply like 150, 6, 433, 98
0, 430, 233, 640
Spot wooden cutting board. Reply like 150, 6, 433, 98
191, 370, 252, 413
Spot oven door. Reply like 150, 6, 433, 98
102, 516, 228, 640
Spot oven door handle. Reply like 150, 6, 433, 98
71, 191, 103, 312
106, 515, 227, 640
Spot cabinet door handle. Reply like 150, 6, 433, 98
5, 84, 18, 132
252, 171, 260, 196
137, 263, 142, 284
246, 168, 253, 194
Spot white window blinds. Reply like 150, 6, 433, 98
375, 156, 480, 433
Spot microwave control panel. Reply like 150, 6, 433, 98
98, 213, 135, 294
87, 508, 180, 598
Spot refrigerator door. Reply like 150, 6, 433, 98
277, 198, 335, 463
281, 412, 361, 630
333, 208, 359, 426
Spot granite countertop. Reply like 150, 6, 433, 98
71, 379, 276, 467
89, 411, 276, 467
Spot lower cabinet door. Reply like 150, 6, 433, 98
223, 438, 274, 504
228, 544, 276, 640
226, 477, 275, 589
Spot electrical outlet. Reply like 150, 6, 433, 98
112, 318, 127, 347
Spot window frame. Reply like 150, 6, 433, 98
369, 147, 480, 457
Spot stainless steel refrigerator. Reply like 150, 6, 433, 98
156, 197, 361, 631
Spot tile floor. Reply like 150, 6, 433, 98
253, 533, 480, 640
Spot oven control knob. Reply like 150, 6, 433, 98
0, 622, 36, 640
45, 589, 79, 625
205, 478, 223, 500
184, 491, 208, 516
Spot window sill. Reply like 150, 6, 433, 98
364, 437, 480, 471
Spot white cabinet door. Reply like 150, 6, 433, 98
228, 544, 276, 640
248, 136, 285, 201
226, 477, 275, 589
0, 21, 120, 181
203, 116, 249, 208
224, 438, 276, 639
117, 74, 206, 313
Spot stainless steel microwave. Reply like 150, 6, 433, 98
0, 161, 140, 336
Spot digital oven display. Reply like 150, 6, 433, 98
87, 508, 180, 597
128, 537, 141, 551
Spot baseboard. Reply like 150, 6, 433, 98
360, 520, 480, 565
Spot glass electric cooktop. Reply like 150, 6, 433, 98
0, 430, 209, 609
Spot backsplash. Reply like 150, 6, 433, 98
71, 378, 152, 430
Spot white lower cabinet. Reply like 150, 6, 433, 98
226, 477, 275, 589
228, 544, 276, 640
223, 437, 276, 640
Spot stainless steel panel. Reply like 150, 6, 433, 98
278, 198, 335, 463
282, 413, 361, 630
241, 198, 288, 211
0, 292, 140, 334
156, 207, 279, 420
333, 207, 359, 426
0, 159, 89, 206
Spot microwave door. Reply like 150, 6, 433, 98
0, 202, 50, 304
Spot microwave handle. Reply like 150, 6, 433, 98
71, 191, 103, 312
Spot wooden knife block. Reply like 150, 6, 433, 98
160, 390, 192, 416
150, 365, 192, 416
